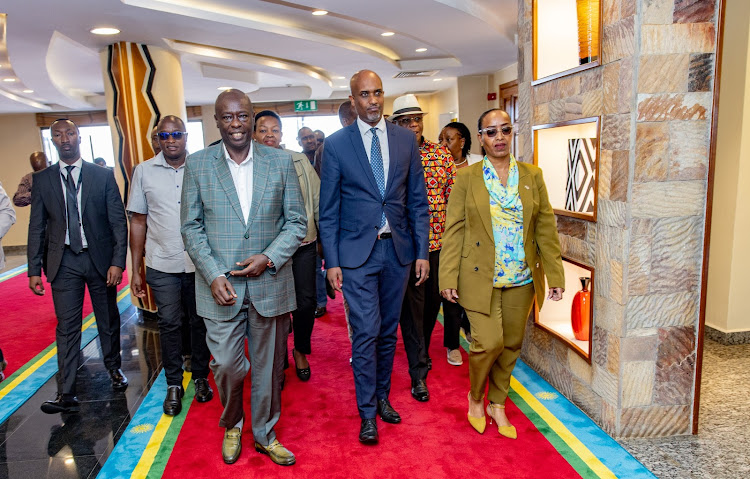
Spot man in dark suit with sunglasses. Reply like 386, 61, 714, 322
128, 115, 213, 416
28, 119, 128, 414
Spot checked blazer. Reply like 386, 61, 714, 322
180, 141, 307, 321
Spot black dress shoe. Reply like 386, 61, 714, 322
41, 394, 80, 414
292, 349, 311, 382
109, 369, 128, 391
376, 398, 401, 424
411, 379, 430, 402
163, 386, 184, 416
314, 306, 326, 318
359, 418, 378, 444
194, 378, 214, 403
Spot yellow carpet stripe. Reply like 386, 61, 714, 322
0, 287, 131, 401
510, 376, 617, 479
132, 372, 192, 478
0, 266, 27, 282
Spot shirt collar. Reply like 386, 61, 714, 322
60, 157, 83, 172
153, 151, 187, 170
357, 116, 386, 136
223, 141, 253, 166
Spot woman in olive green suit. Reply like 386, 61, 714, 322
439, 108, 565, 439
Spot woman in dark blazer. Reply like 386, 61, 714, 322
439, 108, 565, 439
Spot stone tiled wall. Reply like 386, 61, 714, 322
517, 0, 719, 437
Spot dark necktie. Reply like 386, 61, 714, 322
369, 128, 386, 227
64, 165, 83, 253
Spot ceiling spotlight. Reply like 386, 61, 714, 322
23, 89, 34, 93
90, 27, 120, 35
2, 78, 16, 82
312, 10, 328, 16
217, 86, 233, 91
415, 48, 427, 52
381, 32, 395, 37
433, 78, 442, 82
334, 76, 345, 80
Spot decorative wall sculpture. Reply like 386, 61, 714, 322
565, 138, 597, 214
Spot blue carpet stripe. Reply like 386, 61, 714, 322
0, 264, 28, 283
0, 294, 134, 425
513, 360, 657, 478
97, 370, 168, 479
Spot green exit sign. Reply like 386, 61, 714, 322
294, 100, 318, 112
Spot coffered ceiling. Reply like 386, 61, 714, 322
0, 0, 517, 113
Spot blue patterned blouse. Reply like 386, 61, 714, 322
482, 155, 532, 288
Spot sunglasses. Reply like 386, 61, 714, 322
479, 126, 513, 138
157, 131, 187, 140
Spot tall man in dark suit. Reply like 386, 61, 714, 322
319, 70, 430, 444
28, 119, 129, 414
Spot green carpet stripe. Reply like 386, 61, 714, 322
508, 389, 599, 478
146, 380, 197, 478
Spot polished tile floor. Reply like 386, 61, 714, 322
1, 256, 748, 478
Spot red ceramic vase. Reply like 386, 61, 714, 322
571, 277, 591, 341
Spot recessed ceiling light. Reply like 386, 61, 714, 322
339, 85, 348, 89
312, 9, 328, 16
90, 27, 120, 35
2, 78, 16, 82
433, 78, 442, 82
23, 89, 34, 93
415, 48, 427, 52
381, 32, 395, 37
217, 86, 233, 91
334, 76, 345, 80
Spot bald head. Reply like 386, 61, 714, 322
349, 70, 384, 126
29, 151, 48, 172
157, 115, 186, 132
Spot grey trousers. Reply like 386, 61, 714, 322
203, 287, 285, 446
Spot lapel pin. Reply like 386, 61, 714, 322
525, 185, 530, 189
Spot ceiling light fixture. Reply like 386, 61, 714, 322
217, 86, 233, 91
433, 78, 442, 81
381, 32, 395, 37
415, 48, 427, 52
2, 78, 16, 82
23, 89, 34, 93
334, 76, 345, 80
311, 10, 328, 16
90, 27, 120, 35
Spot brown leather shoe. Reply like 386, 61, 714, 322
255, 439, 296, 466
222, 427, 242, 464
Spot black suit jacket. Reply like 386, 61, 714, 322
27, 161, 128, 282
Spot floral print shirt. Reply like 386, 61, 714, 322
420, 139, 455, 252
482, 155, 532, 288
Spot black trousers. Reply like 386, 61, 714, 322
399, 262, 428, 382
146, 268, 210, 386
291, 242, 317, 354
51, 248, 121, 396
422, 250, 465, 352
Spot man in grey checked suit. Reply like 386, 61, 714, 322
181, 89, 306, 466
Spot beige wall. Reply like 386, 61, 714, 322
706, 0, 750, 332
0, 113, 44, 247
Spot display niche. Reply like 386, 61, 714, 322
533, 117, 600, 222
533, 0, 602, 84
534, 257, 593, 361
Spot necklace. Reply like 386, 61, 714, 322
454, 156, 468, 166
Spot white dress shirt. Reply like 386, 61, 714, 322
59, 158, 89, 248
356, 116, 391, 234
223, 142, 254, 224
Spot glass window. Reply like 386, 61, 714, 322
42, 125, 116, 167
280, 115, 342, 152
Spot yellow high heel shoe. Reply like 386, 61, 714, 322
486, 403, 517, 439
467, 392, 486, 434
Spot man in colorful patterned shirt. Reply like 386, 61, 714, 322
389, 94, 455, 402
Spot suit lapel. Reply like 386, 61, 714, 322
49, 163, 65, 215
79, 161, 92, 215
348, 123, 381, 196
385, 122, 398, 194
517, 163, 533, 243
470, 165, 493, 239
247, 142, 268, 230
213, 145, 247, 227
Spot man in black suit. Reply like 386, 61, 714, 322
28, 119, 129, 414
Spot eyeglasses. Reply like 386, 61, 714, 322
157, 131, 187, 140
479, 126, 513, 138
396, 116, 423, 127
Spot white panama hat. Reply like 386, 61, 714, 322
387, 94, 428, 122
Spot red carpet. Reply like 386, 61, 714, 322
163, 296, 579, 478
0, 271, 129, 377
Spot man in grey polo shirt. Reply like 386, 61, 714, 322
128, 115, 213, 415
